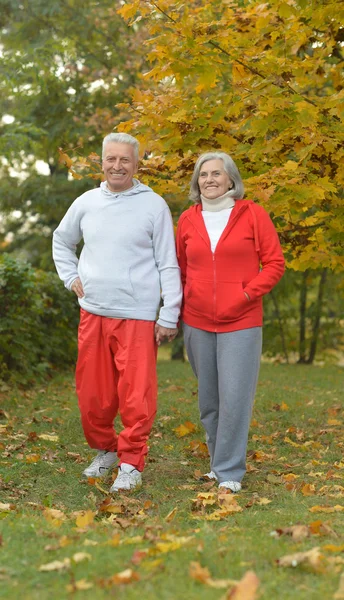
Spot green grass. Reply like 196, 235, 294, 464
0, 354, 343, 599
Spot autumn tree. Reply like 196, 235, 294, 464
109, 0, 343, 363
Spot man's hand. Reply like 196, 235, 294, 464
154, 324, 178, 346
71, 277, 85, 298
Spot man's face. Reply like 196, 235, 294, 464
102, 142, 138, 192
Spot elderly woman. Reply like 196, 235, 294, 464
176, 152, 285, 492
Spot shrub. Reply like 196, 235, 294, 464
0, 254, 79, 385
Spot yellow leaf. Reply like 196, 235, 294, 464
43, 508, 67, 527
38, 434, 59, 442
309, 505, 344, 513
301, 483, 316, 496
322, 545, 344, 553
280, 402, 289, 411
174, 421, 196, 437
26, 454, 40, 463
75, 510, 96, 528
165, 507, 178, 522
189, 561, 237, 588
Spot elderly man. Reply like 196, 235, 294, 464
53, 133, 182, 492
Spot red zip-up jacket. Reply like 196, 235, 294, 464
176, 200, 285, 333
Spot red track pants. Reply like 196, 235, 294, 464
75, 309, 158, 472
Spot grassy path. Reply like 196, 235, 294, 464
0, 358, 343, 599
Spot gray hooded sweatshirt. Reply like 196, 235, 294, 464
52, 180, 182, 328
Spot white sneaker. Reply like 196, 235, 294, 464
110, 463, 142, 492
82, 450, 117, 478
218, 480, 242, 493
200, 471, 217, 481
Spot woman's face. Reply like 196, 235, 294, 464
198, 159, 232, 200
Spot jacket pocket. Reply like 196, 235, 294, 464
216, 281, 249, 322
184, 278, 214, 320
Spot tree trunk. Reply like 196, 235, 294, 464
298, 269, 309, 363
306, 268, 327, 364
270, 289, 289, 364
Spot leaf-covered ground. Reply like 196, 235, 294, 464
0, 356, 343, 599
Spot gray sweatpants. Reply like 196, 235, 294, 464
183, 324, 262, 483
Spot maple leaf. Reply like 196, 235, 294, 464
75, 510, 96, 529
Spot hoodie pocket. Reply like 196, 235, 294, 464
184, 279, 214, 320
216, 281, 249, 322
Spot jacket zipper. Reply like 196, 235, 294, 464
213, 253, 217, 332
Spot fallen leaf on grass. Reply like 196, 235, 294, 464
165, 507, 178, 522
174, 421, 196, 437
155, 536, 194, 554
309, 505, 344, 513
98, 498, 124, 514
334, 572, 344, 600
276, 546, 323, 569
224, 570, 260, 599
282, 473, 299, 482
301, 483, 316, 496
38, 434, 59, 442
43, 508, 67, 526
66, 579, 93, 592
185, 440, 209, 458
309, 520, 337, 536
0, 503, 15, 512
109, 568, 140, 585
39, 558, 71, 572
189, 561, 237, 588
72, 552, 91, 563
271, 525, 310, 542
322, 544, 344, 553
26, 454, 40, 463
75, 510, 96, 528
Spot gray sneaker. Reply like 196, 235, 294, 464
109, 463, 142, 492
82, 450, 117, 478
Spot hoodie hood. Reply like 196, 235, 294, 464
100, 179, 153, 198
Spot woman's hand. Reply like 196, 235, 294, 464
71, 277, 84, 298
154, 324, 178, 346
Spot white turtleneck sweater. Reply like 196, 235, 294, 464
201, 191, 236, 253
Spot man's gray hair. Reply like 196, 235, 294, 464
102, 133, 139, 161
189, 152, 244, 203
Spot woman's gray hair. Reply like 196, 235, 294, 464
189, 152, 244, 203
102, 133, 139, 161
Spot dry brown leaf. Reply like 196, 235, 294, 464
276, 546, 323, 569
272, 525, 310, 542
224, 570, 260, 599
110, 568, 140, 585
